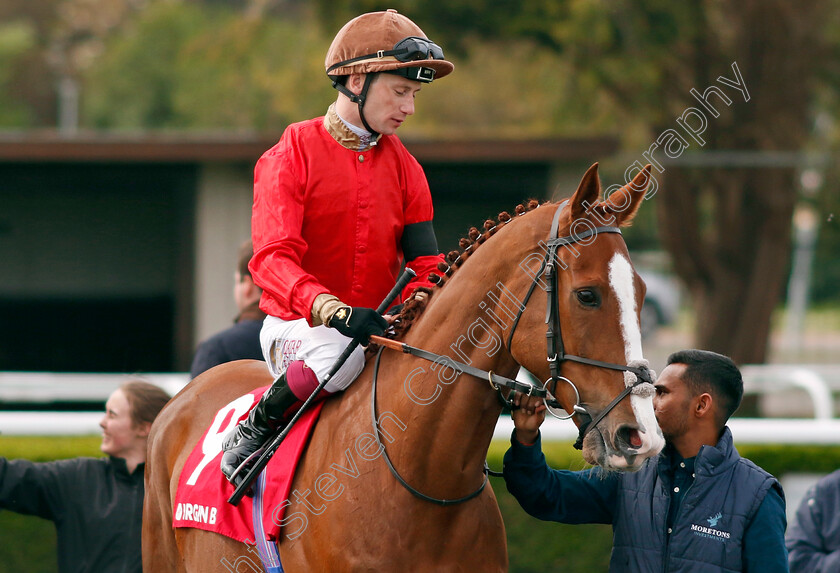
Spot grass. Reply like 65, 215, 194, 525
0, 435, 102, 461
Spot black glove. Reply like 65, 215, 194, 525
328, 306, 388, 344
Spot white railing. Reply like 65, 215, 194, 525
741, 364, 838, 420
491, 417, 840, 445
1, 367, 838, 440
2, 411, 839, 444
0, 372, 190, 403
0, 372, 190, 436
0, 411, 105, 436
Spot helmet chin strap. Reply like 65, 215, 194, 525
331, 74, 379, 138
356, 74, 378, 137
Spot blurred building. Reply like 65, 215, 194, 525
0, 132, 617, 372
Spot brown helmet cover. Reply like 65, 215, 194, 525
325, 9, 454, 80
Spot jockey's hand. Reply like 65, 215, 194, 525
511, 393, 546, 446
328, 306, 388, 344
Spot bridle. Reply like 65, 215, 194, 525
370, 202, 655, 505
506, 202, 654, 449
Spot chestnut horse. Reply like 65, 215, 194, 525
143, 163, 664, 571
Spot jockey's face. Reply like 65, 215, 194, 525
344, 73, 421, 135
363, 73, 421, 135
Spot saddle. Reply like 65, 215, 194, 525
172, 386, 323, 543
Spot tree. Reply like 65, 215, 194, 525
0, 0, 158, 128
5, 0, 836, 364
83, 2, 336, 129
0, 21, 37, 126
654, 1, 832, 364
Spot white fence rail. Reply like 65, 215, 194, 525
741, 364, 839, 420
2, 411, 839, 444
491, 417, 840, 445
0, 372, 190, 403
1, 366, 838, 441
0, 412, 105, 436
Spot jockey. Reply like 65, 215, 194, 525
220, 9, 454, 484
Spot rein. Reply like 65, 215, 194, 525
370, 347, 491, 506
369, 336, 547, 399
368, 202, 655, 504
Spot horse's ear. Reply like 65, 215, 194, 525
603, 164, 652, 227
569, 163, 602, 221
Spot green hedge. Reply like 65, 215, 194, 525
487, 440, 840, 572
2, 436, 839, 572
0, 436, 102, 573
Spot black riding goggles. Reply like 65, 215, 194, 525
391, 36, 445, 62
327, 36, 446, 78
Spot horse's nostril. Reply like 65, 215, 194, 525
617, 426, 643, 449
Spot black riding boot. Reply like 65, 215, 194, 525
220, 374, 299, 485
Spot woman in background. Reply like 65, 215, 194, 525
0, 380, 170, 573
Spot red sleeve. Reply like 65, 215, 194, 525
400, 154, 441, 301
401, 153, 434, 227
402, 254, 444, 301
250, 142, 328, 322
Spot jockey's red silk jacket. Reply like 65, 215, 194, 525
250, 111, 441, 324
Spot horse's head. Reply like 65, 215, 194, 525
509, 163, 664, 471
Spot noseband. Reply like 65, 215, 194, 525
506, 203, 654, 450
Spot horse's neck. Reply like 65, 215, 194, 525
370, 207, 556, 490
375, 269, 525, 484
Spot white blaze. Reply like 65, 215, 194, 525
607, 253, 664, 457
608, 254, 643, 361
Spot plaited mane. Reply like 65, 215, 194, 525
392, 199, 544, 340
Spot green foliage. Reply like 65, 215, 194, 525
0, 20, 36, 126
2, 435, 840, 572
0, 513, 58, 573
738, 444, 840, 477
83, 2, 213, 128
314, 0, 690, 142
491, 476, 614, 571
170, 16, 335, 129
0, 436, 100, 572
401, 36, 638, 139
0, 435, 102, 460
83, 3, 336, 130
79, 1, 631, 136
488, 437, 614, 571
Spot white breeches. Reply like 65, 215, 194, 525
259, 315, 365, 393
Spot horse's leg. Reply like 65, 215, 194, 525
143, 361, 274, 571
141, 478, 181, 571
142, 402, 184, 572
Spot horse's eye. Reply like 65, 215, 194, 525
576, 289, 599, 306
